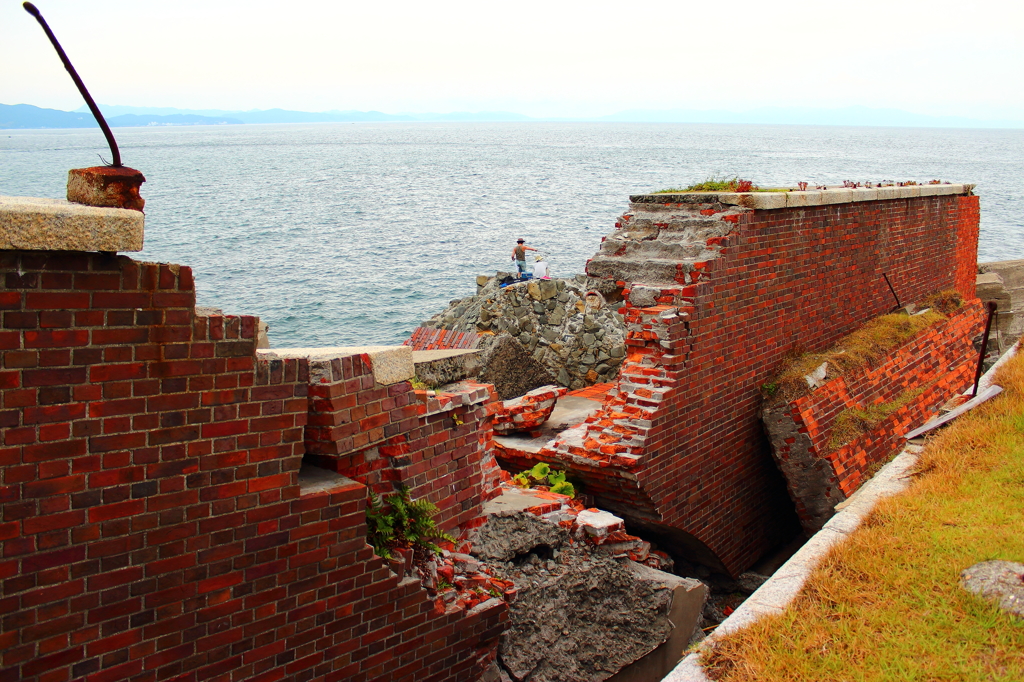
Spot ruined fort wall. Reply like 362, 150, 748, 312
0, 250, 505, 682
634, 194, 981, 574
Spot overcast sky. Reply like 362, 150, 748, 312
2, 0, 1022, 119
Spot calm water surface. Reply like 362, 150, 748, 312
3, 123, 1022, 347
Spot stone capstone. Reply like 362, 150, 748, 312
266, 345, 414, 385
0, 195, 144, 252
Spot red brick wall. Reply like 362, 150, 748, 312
502, 194, 980, 575
0, 251, 505, 682
646, 196, 981, 573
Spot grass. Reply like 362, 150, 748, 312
762, 291, 962, 408
701, 349, 1024, 682
828, 386, 926, 450
654, 177, 785, 193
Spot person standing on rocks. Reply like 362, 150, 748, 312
512, 238, 537, 278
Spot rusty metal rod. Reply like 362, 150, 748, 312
882, 272, 901, 309
23, 2, 121, 167
971, 301, 998, 397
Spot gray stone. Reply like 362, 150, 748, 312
469, 511, 570, 563
474, 513, 706, 682
478, 334, 557, 400
960, 560, 1024, 617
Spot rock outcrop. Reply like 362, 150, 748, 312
422, 275, 627, 391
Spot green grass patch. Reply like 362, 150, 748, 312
702, 350, 1024, 682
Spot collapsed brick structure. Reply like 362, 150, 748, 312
762, 302, 984, 532
496, 185, 980, 575
0, 211, 508, 681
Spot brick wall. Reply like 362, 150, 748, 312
497, 193, 981, 575
0, 251, 506, 682
763, 302, 984, 531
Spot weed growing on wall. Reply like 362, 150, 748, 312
365, 485, 456, 560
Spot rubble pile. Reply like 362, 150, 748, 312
492, 385, 567, 434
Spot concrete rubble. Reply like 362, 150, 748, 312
492, 385, 567, 434
463, 484, 706, 682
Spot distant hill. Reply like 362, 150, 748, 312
73, 105, 533, 124
0, 103, 241, 129
4, 102, 1021, 130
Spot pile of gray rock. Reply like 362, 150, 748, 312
422, 274, 627, 391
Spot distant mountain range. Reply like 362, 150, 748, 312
2, 102, 1021, 130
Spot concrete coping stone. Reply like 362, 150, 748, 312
630, 184, 971, 211
261, 345, 414, 385
0, 195, 144, 252
411, 348, 480, 363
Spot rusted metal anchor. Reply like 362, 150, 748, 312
24, 2, 146, 211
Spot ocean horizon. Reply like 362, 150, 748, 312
3, 121, 1022, 348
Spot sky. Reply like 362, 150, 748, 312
2, 0, 1023, 120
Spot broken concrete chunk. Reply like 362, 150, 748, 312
575, 509, 624, 538
803, 361, 828, 389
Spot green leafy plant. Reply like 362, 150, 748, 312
510, 462, 576, 498
365, 485, 456, 560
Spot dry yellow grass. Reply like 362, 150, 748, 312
763, 303, 953, 408
702, 349, 1024, 682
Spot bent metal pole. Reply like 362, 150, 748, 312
972, 301, 998, 397
23, 2, 122, 168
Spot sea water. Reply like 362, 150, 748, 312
3, 122, 1023, 347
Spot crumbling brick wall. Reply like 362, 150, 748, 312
497, 191, 981, 575
301, 354, 503, 529
0, 251, 505, 682
762, 302, 984, 532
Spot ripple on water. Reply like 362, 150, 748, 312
3, 122, 1023, 346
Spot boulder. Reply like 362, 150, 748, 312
479, 334, 557, 400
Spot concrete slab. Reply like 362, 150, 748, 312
1, 195, 144, 252
297, 463, 357, 495
411, 349, 480, 362
481, 488, 555, 515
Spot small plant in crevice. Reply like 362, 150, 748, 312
511, 462, 576, 498
365, 485, 456, 560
